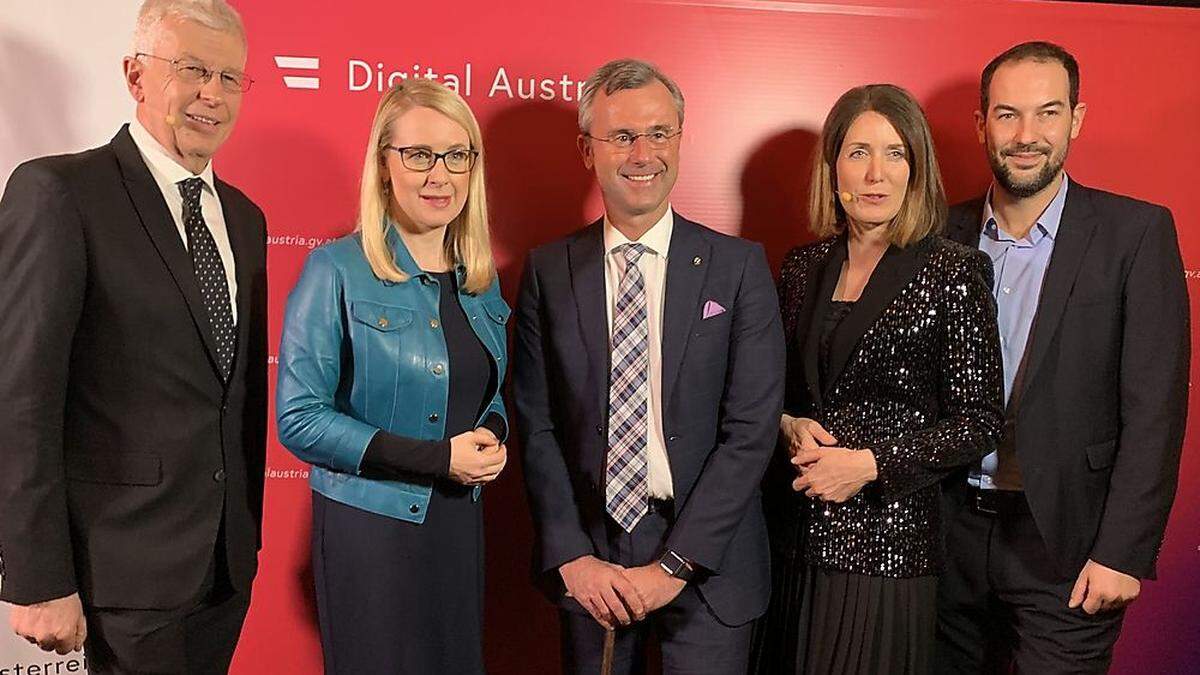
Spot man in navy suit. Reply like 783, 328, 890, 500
514, 58, 785, 674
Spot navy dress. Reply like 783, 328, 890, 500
311, 270, 497, 675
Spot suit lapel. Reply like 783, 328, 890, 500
799, 238, 844, 409
112, 126, 225, 383
823, 237, 929, 396
568, 220, 610, 420
1016, 184, 1098, 401
660, 215, 711, 409
216, 178, 253, 379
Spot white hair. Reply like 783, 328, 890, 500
131, 0, 246, 53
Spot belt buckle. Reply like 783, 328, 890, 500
975, 491, 999, 515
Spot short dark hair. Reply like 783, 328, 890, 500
980, 41, 1080, 112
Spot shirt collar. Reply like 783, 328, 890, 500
981, 173, 1069, 244
383, 222, 466, 283
603, 206, 674, 258
128, 117, 216, 194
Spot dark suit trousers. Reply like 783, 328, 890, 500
84, 528, 250, 675
935, 485, 1125, 674
560, 500, 752, 675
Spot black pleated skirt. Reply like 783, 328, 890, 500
311, 485, 485, 675
753, 564, 936, 675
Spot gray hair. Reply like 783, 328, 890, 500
132, 0, 246, 53
577, 59, 685, 133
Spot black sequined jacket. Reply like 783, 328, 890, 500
777, 234, 1004, 577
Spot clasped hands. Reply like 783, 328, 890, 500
558, 555, 686, 629
781, 414, 877, 503
448, 426, 507, 486
9, 592, 86, 655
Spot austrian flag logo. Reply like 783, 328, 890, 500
275, 55, 320, 89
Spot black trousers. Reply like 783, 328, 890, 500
560, 500, 753, 675
935, 485, 1126, 674
84, 543, 249, 675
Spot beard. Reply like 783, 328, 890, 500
988, 140, 1068, 199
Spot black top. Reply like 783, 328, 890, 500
818, 300, 855, 391
362, 271, 502, 479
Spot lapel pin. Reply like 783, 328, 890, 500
693, 256, 702, 266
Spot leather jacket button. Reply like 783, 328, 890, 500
409, 504, 421, 514
596, 424, 604, 436
429, 413, 439, 422
668, 435, 679, 442
213, 468, 226, 482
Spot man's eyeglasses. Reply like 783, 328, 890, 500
383, 145, 478, 174
584, 128, 682, 149
135, 53, 253, 93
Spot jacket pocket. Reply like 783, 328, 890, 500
1085, 438, 1118, 470
483, 298, 511, 325
65, 452, 162, 486
350, 300, 414, 332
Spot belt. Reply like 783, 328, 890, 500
969, 487, 1029, 516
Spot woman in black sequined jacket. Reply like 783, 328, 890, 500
751, 84, 1004, 675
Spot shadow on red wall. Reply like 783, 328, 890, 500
481, 100, 594, 674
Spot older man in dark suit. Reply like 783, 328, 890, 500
0, 1, 267, 672
937, 41, 1189, 674
514, 58, 785, 674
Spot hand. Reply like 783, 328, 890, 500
559, 555, 645, 629
1068, 559, 1141, 614
9, 593, 86, 655
624, 563, 686, 615
447, 428, 507, 485
780, 415, 837, 458
792, 447, 877, 502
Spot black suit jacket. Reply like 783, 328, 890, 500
945, 181, 1189, 579
0, 125, 268, 609
514, 214, 785, 626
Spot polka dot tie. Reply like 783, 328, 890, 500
178, 177, 235, 379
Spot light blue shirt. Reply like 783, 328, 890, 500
970, 174, 1069, 488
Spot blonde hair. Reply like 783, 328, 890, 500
809, 84, 946, 248
132, 0, 245, 52
357, 79, 495, 293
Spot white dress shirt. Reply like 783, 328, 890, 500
128, 118, 238, 322
603, 207, 674, 499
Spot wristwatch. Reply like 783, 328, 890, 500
658, 550, 695, 582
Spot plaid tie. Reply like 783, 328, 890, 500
178, 177, 235, 379
606, 243, 651, 532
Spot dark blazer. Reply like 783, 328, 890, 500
514, 213, 785, 626
0, 125, 268, 609
945, 181, 1189, 580
777, 235, 1004, 577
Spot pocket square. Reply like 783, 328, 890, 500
702, 300, 726, 319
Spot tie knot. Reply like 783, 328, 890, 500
618, 243, 649, 267
178, 177, 205, 205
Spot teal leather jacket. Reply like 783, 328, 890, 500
276, 229, 509, 523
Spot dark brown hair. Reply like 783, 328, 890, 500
980, 41, 1080, 112
809, 84, 946, 247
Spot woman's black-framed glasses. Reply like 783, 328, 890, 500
383, 145, 478, 174
135, 53, 253, 93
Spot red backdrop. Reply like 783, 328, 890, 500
214, 1, 1200, 671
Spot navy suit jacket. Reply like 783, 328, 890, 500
514, 212, 785, 625
945, 181, 1189, 580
